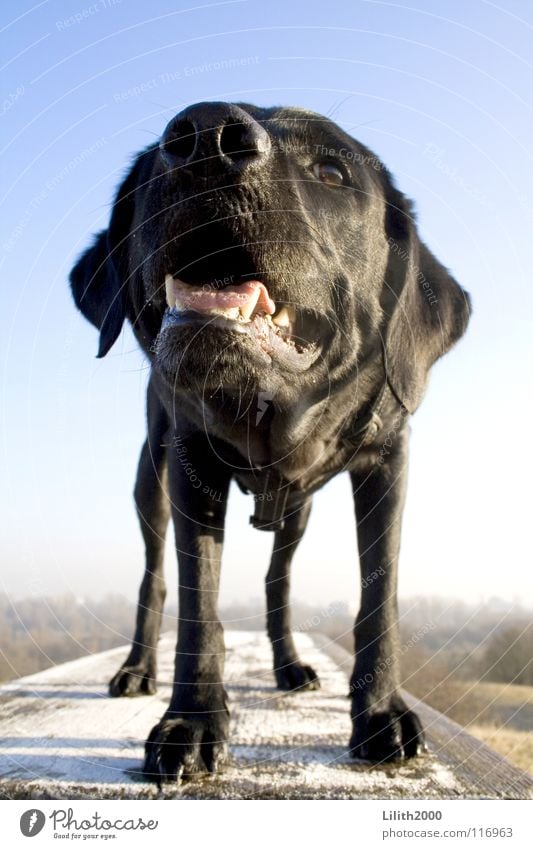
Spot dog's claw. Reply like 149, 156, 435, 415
350, 695, 426, 763
275, 661, 320, 692
166, 764, 184, 785
144, 713, 229, 784
109, 663, 157, 697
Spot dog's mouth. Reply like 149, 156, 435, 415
161, 274, 324, 370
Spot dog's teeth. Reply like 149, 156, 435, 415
165, 274, 176, 309
272, 306, 294, 328
239, 287, 261, 321
205, 307, 240, 320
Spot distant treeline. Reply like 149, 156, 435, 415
0, 593, 531, 687
0, 594, 134, 681
220, 595, 533, 687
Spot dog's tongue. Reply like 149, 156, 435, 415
170, 277, 275, 320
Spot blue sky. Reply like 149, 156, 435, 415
1, 0, 532, 611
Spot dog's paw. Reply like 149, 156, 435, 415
349, 694, 427, 762
275, 660, 320, 692
143, 711, 229, 784
109, 662, 157, 697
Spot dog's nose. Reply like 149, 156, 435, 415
160, 102, 271, 173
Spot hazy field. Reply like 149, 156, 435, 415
403, 660, 533, 773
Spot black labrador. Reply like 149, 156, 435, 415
70, 102, 470, 783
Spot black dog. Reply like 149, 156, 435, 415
70, 102, 470, 782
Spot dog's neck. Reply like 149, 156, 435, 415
241, 375, 399, 531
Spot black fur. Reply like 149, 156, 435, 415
70, 102, 470, 782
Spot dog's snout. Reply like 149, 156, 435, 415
160, 101, 271, 173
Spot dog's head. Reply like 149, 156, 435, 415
71, 101, 470, 421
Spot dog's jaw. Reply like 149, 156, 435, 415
157, 274, 324, 383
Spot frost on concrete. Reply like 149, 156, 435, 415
0, 631, 468, 800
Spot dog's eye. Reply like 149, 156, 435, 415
312, 161, 345, 186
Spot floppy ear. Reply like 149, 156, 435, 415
70, 229, 124, 358
381, 185, 471, 413
70, 156, 142, 358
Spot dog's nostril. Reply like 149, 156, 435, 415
160, 104, 271, 172
160, 119, 197, 162
220, 121, 257, 159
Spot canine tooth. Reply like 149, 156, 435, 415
272, 306, 294, 328
239, 287, 261, 321
165, 274, 176, 309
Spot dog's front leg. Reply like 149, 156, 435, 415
144, 433, 231, 783
349, 429, 426, 761
265, 498, 320, 691
110, 378, 170, 697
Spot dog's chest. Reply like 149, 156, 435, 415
233, 430, 377, 499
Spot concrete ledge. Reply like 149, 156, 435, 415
0, 631, 531, 800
